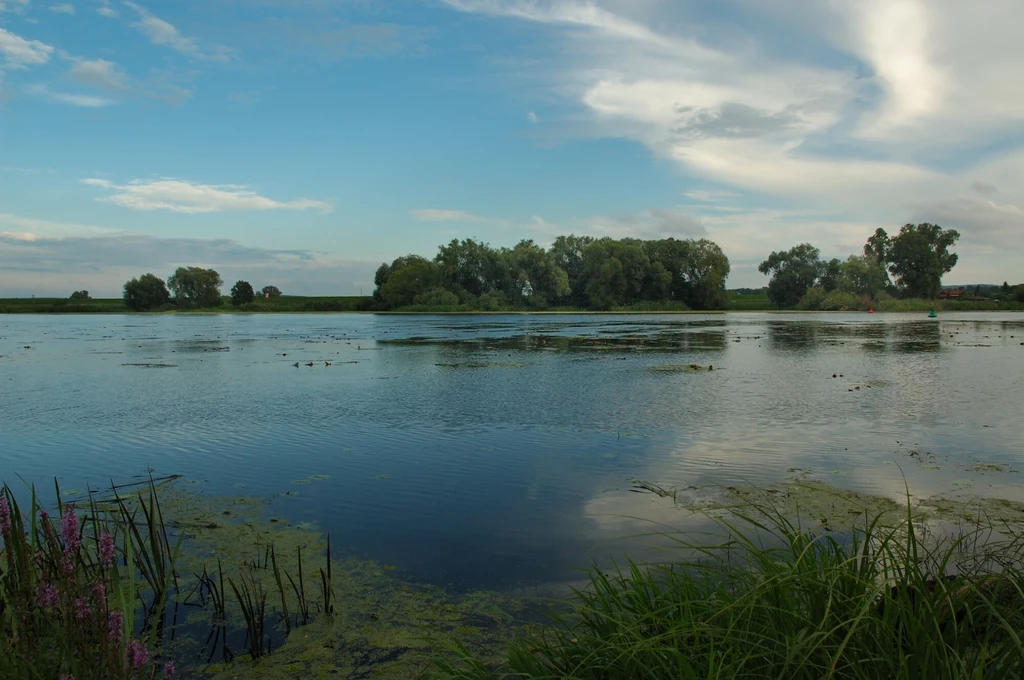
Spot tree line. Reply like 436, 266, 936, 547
758, 223, 965, 310
122, 268, 281, 311
371, 236, 732, 311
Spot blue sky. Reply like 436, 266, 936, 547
1, 0, 1022, 296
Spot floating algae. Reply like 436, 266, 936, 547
648, 363, 711, 373
435, 361, 529, 368
113, 480, 533, 680
308, 474, 330, 481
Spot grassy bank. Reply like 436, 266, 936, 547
433, 500, 1024, 680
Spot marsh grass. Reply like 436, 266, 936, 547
2, 476, 340, 677
431, 498, 1024, 680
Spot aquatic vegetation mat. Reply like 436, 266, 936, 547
2, 477, 533, 680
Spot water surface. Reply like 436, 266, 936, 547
2, 312, 1022, 591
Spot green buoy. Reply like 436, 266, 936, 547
928, 308, 937, 318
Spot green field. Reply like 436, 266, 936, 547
0, 296, 373, 314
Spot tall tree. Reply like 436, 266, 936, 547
167, 267, 223, 308
839, 254, 889, 299
123, 273, 171, 311
377, 255, 438, 308
678, 239, 731, 309
876, 223, 960, 298
758, 244, 822, 309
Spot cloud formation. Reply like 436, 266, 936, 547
68, 57, 127, 89
409, 209, 508, 226
27, 83, 115, 106
0, 27, 54, 67
124, 1, 231, 62
50, 3, 75, 14
0, 219, 376, 296
442, 0, 1024, 279
82, 178, 334, 214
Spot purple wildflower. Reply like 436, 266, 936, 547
0, 496, 10, 535
59, 675, 75, 680
163, 660, 175, 679
126, 639, 148, 671
91, 581, 106, 605
108, 610, 124, 646
99, 531, 116, 567
61, 505, 82, 554
36, 582, 59, 608
74, 597, 92, 619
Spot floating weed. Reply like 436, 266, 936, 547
307, 475, 330, 481
290, 480, 310, 485
376, 474, 391, 480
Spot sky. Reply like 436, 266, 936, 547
1, 0, 1022, 296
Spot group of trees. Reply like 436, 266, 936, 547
371, 235, 732, 311
122, 268, 282, 311
758, 223, 962, 309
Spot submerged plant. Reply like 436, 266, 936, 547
431, 498, 1024, 680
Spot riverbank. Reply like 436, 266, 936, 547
3, 296, 1022, 314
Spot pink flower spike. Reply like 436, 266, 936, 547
163, 660, 176, 679
59, 675, 75, 680
0, 496, 10, 534
108, 610, 124, 646
126, 639, 148, 671
99, 531, 116, 567
61, 505, 82, 553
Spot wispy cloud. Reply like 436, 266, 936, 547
0, 218, 374, 296
0, 27, 54, 68
0, 0, 30, 13
82, 178, 334, 214
95, 0, 117, 18
50, 3, 75, 14
526, 110, 538, 123
410, 209, 510, 226
68, 57, 127, 90
124, 1, 231, 62
27, 83, 115, 106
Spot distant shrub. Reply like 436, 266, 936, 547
69, 290, 91, 300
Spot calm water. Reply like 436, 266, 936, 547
2, 312, 1023, 591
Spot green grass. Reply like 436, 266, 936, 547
431, 499, 1024, 680
0, 298, 128, 313
0, 296, 373, 314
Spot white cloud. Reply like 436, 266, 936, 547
50, 3, 75, 14
0, 27, 54, 68
443, 0, 1024, 285
124, 1, 231, 61
0, 0, 29, 13
96, 0, 116, 18
68, 57, 127, 89
526, 110, 538, 123
82, 178, 334, 214
409, 209, 509, 226
26, 83, 115, 106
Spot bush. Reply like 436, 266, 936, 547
69, 290, 91, 300
414, 287, 460, 307
230, 280, 255, 307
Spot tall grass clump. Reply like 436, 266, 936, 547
1, 481, 176, 680
433, 501, 1024, 680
